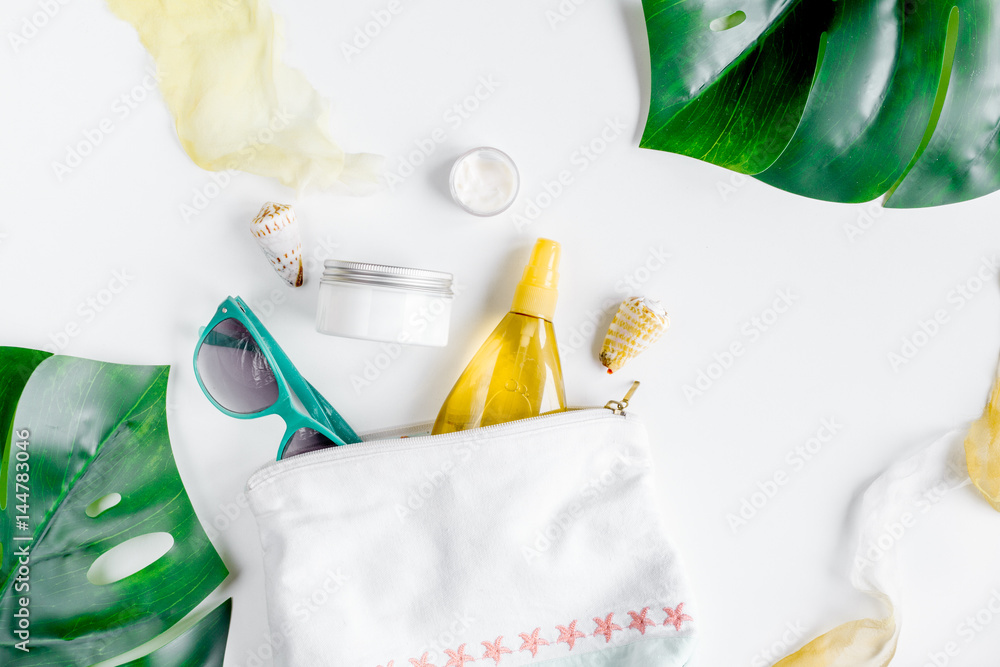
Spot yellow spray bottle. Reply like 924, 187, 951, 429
432, 239, 566, 435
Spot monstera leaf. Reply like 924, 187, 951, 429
120, 598, 232, 667
640, 0, 1000, 207
0, 348, 230, 666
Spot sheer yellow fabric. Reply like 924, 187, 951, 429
773, 615, 895, 667
105, 0, 381, 192
776, 361, 1000, 666
965, 362, 1000, 510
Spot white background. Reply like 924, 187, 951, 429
4, 1, 1000, 666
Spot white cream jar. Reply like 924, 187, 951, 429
316, 261, 454, 347
449, 147, 519, 216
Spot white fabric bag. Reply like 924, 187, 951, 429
247, 406, 697, 666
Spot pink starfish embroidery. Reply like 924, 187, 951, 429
628, 607, 656, 635
410, 654, 437, 667
480, 637, 512, 665
555, 621, 586, 650
378, 663, 394, 667
663, 603, 693, 631
518, 628, 550, 657
593, 613, 622, 643
444, 644, 475, 667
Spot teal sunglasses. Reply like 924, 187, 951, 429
193, 296, 361, 460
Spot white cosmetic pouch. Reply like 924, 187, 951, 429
247, 407, 697, 666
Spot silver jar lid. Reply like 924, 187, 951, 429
322, 260, 454, 297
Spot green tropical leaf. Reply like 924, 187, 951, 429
0, 351, 229, 666
119, 599, 232, 667
640, 0, 998, 207
0, 347, 52, 520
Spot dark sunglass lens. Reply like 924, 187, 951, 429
281, 427, 338, 459
196, 318, 279, 414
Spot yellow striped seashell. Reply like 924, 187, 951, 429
600, 296, 669, 374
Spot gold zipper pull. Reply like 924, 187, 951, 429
604, 381, 640, 415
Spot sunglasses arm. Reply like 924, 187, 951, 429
303, 379, 362, 444
266, 342, 362, 445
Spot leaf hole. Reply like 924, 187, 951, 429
85, 492, 122, 518
710, 10, 746, 31
87, 532, 174, 586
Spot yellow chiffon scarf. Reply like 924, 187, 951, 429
776, 360, 1000, 666
105, 0, 381, 192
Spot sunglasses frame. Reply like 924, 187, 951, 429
193, 296, 360, 459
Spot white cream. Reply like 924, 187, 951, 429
449, 147, 519, 216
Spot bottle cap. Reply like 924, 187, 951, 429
511, 238, 561, 321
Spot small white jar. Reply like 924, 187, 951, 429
316, 260, 454, 347
449, 147, 519, 216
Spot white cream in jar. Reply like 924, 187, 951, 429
449, 147, 519, 216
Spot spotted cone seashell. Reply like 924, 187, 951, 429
251, 202, 303, 287
600, 297, 669, 374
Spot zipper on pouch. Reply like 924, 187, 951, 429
247, 382, 641, 490
603, 380, 639, 415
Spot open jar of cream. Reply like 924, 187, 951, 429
449, 147, 519, 216
316, 260, 454, 347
